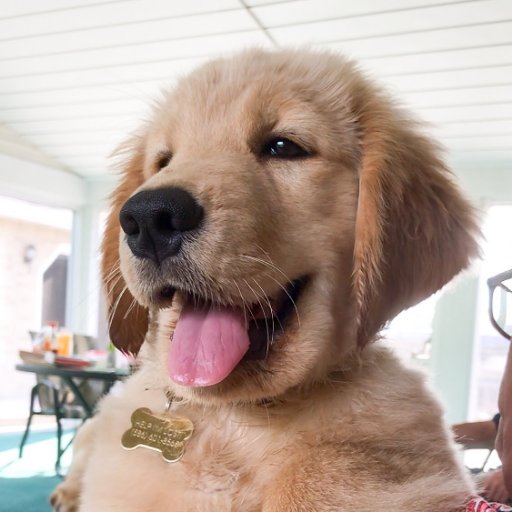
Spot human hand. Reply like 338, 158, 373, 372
481, 469, 510, 504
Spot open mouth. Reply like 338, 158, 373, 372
158, 277, 307, 388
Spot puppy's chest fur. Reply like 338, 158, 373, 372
100, 375, 300, 510
166, 402, 295, 508
83, 348, 472, 512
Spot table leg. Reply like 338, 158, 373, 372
61, 376, 94, 417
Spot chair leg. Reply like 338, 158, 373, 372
53, 387, 63, 473
19, 385, 38, 458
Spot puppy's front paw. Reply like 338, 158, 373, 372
49, 480, 80, 512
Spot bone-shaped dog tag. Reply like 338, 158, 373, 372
121, 407, 193, 463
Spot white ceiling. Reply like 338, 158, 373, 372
0, 0, 511, 178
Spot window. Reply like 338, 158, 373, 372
470, 205, 512, 420
383, 295, 439, 369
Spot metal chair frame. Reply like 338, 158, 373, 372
18, 378, 84, 473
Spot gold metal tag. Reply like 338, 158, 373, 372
121, 407, 193, 463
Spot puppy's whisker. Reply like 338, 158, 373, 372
107, 284, 129, 332
104, 264, 121, 283
243, 278, 270, 346
124, 296, 139, 320
262, 272, 301, 328
241, 254, 294, 288
103, 270, 124, 296
232, 280, 251, 327
251, 277, 276, 353
105, 273, 124, 295
250, 278, 275, 316
104, 272, 121, 289
254, 245, 295, 286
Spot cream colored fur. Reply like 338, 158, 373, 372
51, 49, 479, 512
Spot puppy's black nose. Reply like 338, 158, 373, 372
119, 187, 203, 264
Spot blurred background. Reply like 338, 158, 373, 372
0, 0, 511, 506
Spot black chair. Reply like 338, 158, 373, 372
18, 376, 85, 472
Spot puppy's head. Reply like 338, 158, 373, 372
102, 50, 478, 404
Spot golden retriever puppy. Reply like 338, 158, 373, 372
53, 49, 481, 511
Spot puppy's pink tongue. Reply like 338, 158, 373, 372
168, 304, 250, 387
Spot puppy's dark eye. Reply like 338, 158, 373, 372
262, 138, 310, 159
156, 152, 172, 171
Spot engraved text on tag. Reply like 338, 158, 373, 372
121, 407, 193, 463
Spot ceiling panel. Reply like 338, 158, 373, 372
361, 45, 512, 76
0, 0, 240, 40
383, 65, 512, 93
9, 117, 138, 136
0, 0, 99, 18
0, 10, 260, 60
435, 120, 512, 137
0, 57, 207, 94
0, 30, 272, 95
420, 104, 512, 123
61, 154, 111, 165
45, 146, 121, 161
270, 1, 512, 45
323, 22, 512, 59
0, 0, 510, 177
0, 84, 164, 109
404, 85, 512, 108
441, 135, 512, 150
0, 100, 151, 123
0, 16, 260, 76
26, 130, 126, 147
253, 0, 469, 27
57, 155, 118, 174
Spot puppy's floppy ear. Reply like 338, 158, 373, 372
101, 135, 149, 355
352, 93, 480, 347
